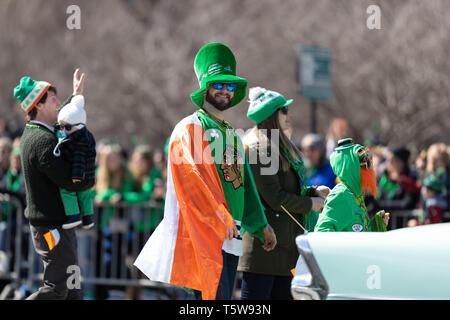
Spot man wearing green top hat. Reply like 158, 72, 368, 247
314, 138, 390, 232
13, 69, 95, 299
189, 42, 277, 299
135, 43, 276, 300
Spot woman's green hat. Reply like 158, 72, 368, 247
13, 76, 51, 113
246, 87, 293, 124
423, 174, 443, 193
190, 42, 248, 108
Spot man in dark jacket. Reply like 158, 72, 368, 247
14, 69, 95, 300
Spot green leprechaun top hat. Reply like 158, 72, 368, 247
246, 87, 293, 124
190, 42, 248, 108
13, 77, 51, 113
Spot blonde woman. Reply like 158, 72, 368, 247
94, 144, 126, 226
122, 145, 155, 204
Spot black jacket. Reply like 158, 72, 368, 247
55, 126, 96, 181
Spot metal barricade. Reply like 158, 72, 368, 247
76, 201, 171, 295
388, 210, 416, 230
0, 190, 27, 294
387, 209, 450, 229
0, 191, 172, 299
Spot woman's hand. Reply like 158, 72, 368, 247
315, 185, 331, 200
311, 197, 325, 212
109, 193, 122, 205
262, 224, 277, 252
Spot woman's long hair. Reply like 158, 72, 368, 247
254, 109, 301, 172
96, 144, 126, 192
128, 145, 153, 191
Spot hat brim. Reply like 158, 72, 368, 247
283, 99, 293, 107
190, 74, 248, 108
247, 96, 294, 125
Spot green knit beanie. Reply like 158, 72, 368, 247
423, 174, 443, 193
13, 76, 51, 113
190, 42, 248, 108
246, 87, 293, 124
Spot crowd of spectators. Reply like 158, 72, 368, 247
0, 116, 448, 230
296, 118, 450, 228
92, 140, 167, 231
0, 115, 449, 299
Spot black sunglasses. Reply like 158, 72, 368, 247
55, 123, 84, 131
280, 106, 289, 114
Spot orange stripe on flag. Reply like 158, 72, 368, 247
169, 122, 233, 300
44, 231, 56, 251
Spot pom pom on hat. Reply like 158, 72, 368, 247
58, 95, 86, 128
248, 86, 266, 102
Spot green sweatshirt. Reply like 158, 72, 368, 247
121, 170, 155, 204
314, 142, 386, 232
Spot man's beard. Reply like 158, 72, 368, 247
360, 167, 378, 197
205, 90, 234, 111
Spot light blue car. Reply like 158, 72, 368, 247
291, 223, 450, 300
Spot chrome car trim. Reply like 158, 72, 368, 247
291, 286, 321, 300
294, 235, 329, 300
326, 293, 424, 300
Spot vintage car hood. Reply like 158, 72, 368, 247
304, 223, 450, 299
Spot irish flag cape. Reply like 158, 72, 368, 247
134, 112, 267, 300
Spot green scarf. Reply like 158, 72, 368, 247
279, 143, 319, 232
197, 108, 244, 187
279, 143, 307, 194
194, 109, 267, 242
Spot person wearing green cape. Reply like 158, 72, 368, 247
314, 138, 390, 232
238, 86, 330, 300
